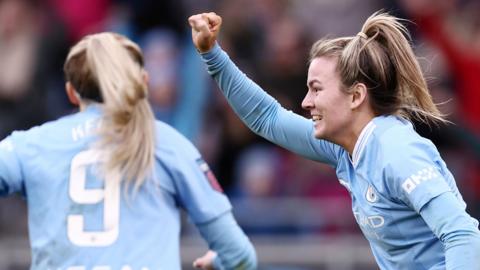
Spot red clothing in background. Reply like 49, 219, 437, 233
416, 14, 480, 134
48, 0, 111, 42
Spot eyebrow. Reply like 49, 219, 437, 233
307, 79, 322, 88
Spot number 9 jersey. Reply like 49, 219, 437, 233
0, 106, 232, 270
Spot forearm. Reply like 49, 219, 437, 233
420, 192, 480, 269
197, 211, 257, 270
200, 44, 338, 164
444, 230, 480, 269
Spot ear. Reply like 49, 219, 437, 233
350, 82, 368, 110
143, 70, 150, 85
65, 82, 80, 107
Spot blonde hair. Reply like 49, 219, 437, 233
310, 11, 446, 125
64, 32, 155, 192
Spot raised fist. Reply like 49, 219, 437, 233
188, 12, 222, 53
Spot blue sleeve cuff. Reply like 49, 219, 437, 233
199, 43, 227, 76
197, 211, 257, 270
200, 42, 221, 58
212, 254, 225, 270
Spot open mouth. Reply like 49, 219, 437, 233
312, 115, 323, 122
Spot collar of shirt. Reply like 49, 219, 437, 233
350, 119, 376, 168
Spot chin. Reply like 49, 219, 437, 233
313, 129, 325, 140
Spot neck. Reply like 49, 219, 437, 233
78, 100, 98, 112
342, 111, 376, 155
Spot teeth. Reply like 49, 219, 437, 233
312, 115, 322, 121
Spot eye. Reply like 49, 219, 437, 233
307, 82, 322, 94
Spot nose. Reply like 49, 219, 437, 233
301, 91, 314, 110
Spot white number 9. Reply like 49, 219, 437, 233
67, 150, 120, 247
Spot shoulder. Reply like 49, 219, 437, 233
154, 120, 201, 159
3, 111, 97, 159
154, 121, 195, 147
370, 117, 446, 198
13, 112, 84, 143
372, 116, 438, 165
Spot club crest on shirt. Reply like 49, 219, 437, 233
366, 185, 378, 203
196, 158, 224, 193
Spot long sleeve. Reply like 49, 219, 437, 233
200, 43, 341, 166
197, 211, 257, 270
420, 192, 480, 269
0, 135, 24, 197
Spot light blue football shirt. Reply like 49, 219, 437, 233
0, 105, 232, 270
200, 43, 480, 269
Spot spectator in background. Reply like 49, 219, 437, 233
141, 29, 180, 122
47, 0, 111, 42
120, 0, 186, 36
399, 0, 480, 135
140, 27, 211, 143
230, 144, 285, 234
0, 0, 46, 139
230, 144, 352, 235
0, 0, 69, 247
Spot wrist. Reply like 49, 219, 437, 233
198, 42, 218, 54
212, 253, 225, 270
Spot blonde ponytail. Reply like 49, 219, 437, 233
310, 11, 447, 125
65, 33, 156, 193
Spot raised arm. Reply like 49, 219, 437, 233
188, 13, 340, 166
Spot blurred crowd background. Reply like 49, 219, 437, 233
0, 0, 479, 269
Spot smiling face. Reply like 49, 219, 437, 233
302, 56, 354, 143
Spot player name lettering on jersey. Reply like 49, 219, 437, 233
402, 166, 439, 194
0, 139, 13, 152
72, 119, 102, 141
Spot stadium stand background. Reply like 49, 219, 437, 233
1, 0, 479, 269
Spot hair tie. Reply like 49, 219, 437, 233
357, 32, 368, 39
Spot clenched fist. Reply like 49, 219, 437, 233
188, 12, 222, 53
